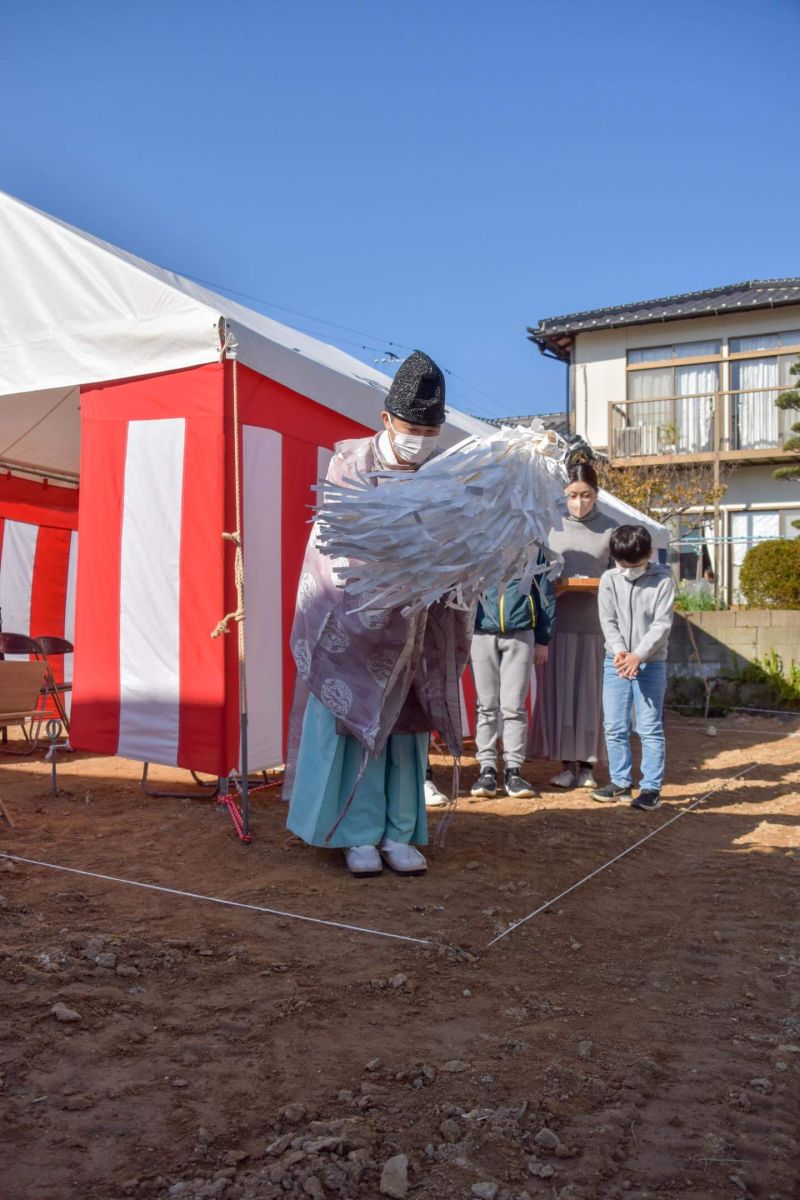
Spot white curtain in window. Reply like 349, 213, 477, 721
675, 363, 717, 453
730, 510, 780, 600
702, 518, 716, 575
734, 358, 779, 449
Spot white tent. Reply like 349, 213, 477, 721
0, 191, 489, 484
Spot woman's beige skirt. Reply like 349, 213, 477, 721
528, 630, 606, 764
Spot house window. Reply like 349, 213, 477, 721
729, 331, 800, 451
624, 340, 721, 455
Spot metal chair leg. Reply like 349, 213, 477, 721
140, 762, 220, 799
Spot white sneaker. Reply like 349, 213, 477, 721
576, 768, 597, 789
344, 845, 383, 877
379, 838, 427, 876
424, 778, 448, 809
549, 767, 578, 789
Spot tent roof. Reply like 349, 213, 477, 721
0, 192, 489, 479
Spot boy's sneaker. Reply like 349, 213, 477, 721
632, 790, 662, 810
576, 767, 598, 789
504, 768, 538, 799
591, 783, 632, 803
424, 778, 448, 808
471, 767, 498, 798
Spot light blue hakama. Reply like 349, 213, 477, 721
286, 695, 429, 848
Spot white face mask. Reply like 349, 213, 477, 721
620, 565, 648, 581
387, 415, 439, 464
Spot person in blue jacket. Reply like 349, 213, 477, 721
470, 562, 556, 798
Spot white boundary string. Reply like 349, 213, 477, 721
486, 763, 762, 949
0, 853, 431, 947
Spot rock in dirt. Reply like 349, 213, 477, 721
578, 1040, 593, 1058
534, 1126, 560, 1151
303, 1178, 325, 1200
51, 1002, 81, 1023
282, 1102, 307, 1123
439, 1118, 461, 1142
364, 1057, 382, 1071
441, 1059, 469, 1073
116, 964, 140, 978
471, 1184, 498, 1200
62, 1093, 94, 1110
379, 1153, 409, 1198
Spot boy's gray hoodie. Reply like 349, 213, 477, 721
598, 563, 675, 662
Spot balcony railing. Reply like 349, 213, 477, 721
609, 386, 797, 461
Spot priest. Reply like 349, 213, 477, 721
283, 351, 472, 877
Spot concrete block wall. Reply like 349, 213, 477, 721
668, 611, 800, 676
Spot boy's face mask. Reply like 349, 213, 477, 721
387, 414, 440, 464
619, 564, 648, 581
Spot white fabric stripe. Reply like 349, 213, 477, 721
63, 530, 78, 687
317, 445, 333, 485
243, 425, 283, 771
118, 420, 185, 764
0, 520, 39, 657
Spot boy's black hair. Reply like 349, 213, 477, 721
610, 524, 652, 563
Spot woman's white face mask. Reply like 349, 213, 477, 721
387, 415, 440, 464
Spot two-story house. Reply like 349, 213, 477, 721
529, 279, 800, 601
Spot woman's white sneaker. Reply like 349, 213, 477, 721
576, 768, 598, 789
344, 845, 383, 876
549, 767, 577, 789
379, 838, 427, 876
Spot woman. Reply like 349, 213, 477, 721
529, 460, 617, 789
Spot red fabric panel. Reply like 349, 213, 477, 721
462, 665, 477, 738
177, 411, 229, 776
81, 364, 223, 421
69, 415, 127, 756
29, 527, 72, 684
234, 363, 371, 445
0, 475, 79, 530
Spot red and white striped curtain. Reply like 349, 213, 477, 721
0, 517, 78, 684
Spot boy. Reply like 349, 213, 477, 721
470, 562, 556, 799
593, 525, 675, 811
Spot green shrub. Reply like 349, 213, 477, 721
739, 539, 800, 609
673, 583, 727, 612
729, 650, 800, 707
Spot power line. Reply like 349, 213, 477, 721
169, 266, 505, 418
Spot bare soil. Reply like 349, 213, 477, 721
0, 714, 798, 1200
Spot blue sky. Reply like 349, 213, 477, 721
2, 0, 798, 421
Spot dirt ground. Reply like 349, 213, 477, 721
0, 714, 798, 1200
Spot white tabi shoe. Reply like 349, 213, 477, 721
344, 845, 383, 877
379, 838, 427, 876
424, 778, 448, 809
549, 767, 578, 789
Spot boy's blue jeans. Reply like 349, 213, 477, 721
602, 654, 667, 793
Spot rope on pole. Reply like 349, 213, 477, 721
211, 331, 251, 843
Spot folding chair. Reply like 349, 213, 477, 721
0, 633, 66, 744
0, 660, 49, 755
33, 635, 73, 733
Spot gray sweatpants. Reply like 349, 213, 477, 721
471, 630, 535, 770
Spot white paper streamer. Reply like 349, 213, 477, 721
314, 424, 568, 617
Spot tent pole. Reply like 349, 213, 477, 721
240, 712, 250, 838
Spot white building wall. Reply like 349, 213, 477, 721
572, 302, 800, 451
